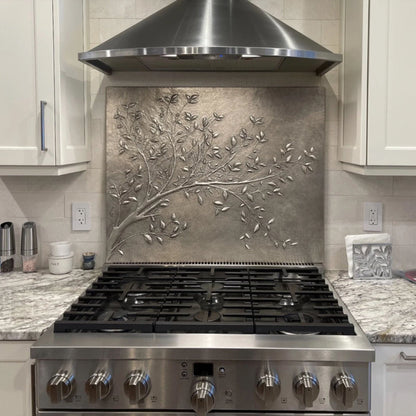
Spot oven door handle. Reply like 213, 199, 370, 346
400, 352, 416, 361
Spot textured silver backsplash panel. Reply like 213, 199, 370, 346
105, 87, 324, 264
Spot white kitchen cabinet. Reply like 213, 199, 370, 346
0, 0, 90, 176
0, 341, 34, 416
371, 344, 416, 416
339, 0, 416, 175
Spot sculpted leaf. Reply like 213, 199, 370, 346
143, 234, 153, 244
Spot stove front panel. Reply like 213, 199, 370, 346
36, 358, 370, 413
105, 87, 324, 265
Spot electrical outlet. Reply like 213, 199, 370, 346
72, 202, 91, 231
363, 202, 383, 232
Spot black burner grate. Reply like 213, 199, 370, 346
53, 266, 355, 335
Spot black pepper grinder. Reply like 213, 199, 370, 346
0, 222, 16, 273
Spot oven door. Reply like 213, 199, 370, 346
36, 412, 370, 416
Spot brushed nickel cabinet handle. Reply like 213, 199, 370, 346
40, 100, 48, 151
400, 352, 416, 361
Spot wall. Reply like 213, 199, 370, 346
0, 0, 415, 271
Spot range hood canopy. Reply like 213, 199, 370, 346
79, 0, 342, 76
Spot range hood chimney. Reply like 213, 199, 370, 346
79, 0, 341, 76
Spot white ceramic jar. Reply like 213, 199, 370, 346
48, 252, 74, 274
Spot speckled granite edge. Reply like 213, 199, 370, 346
1, 268, 415, 343
0, 269, 101, 341
325, 270, 416, 344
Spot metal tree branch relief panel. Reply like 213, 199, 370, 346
106, 87, 325, 264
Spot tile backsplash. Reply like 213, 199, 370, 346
1, 0, 415, 271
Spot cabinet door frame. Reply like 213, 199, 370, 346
372, 344, 416, 416
367, 0, 416, 165
0, 0, 55, 166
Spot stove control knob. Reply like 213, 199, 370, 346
294, 372, 319, 407
332, 373, 358, 408
256, 370, 281, 404
47, 371, 74, 403
124, 370, 151, 402
85, 370, 112, 402
191, 379, 215, 416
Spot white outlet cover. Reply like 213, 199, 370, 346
363, 202, 383, 232
72, 202, 92, 231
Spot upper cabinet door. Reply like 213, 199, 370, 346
0, 0, 55, 166
53, 0, 88, 166
367, 0, 416, 165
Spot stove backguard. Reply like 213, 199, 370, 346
105, 87, 324, 264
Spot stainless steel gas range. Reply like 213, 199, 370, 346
31, 86, 374, 415
31, 264, 374, 416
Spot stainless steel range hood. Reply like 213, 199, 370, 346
79, 0, 342, 76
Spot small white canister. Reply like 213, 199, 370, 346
49, 241, 72, 257
48, 252, 74, 274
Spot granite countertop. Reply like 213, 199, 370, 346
1, 268, 415, 343
0, 269, 100, 341
326, 271, 416, 344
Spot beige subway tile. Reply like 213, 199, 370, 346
326, 195, 365, 222
321, 20, 340, 45
384, 197, 416, 221
135, 0, 175, 19
391, 221, 416, 246
325, 145, 342, 171
64, 169, 105, 194
90, 119, 106, 169
90, 0, 135, 18
284, 0, 341, 20
390, 245, 416, 270
325, 121, 339, 146
89, 70, 106, 96
325, 93, 339, 122
327, 171, 393, 196
250, 0, 284, 17
97, 18, 139, 43
89, 18, 100, 44
324, 244, 347, 270
321, 68, 340, 97
91, 93, 106, 121
40, 217, 105, 243
325, 221, 393, 246
0, 192, 64, 219
392, 177, 416, 196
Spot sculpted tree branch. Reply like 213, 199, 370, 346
107, 92, 317, 259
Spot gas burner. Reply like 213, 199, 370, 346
195, 293, 224, 311
194, 310, 222, 322
123, 292, 148, 309
200, 282, 224, 291
97, 311, 130, 333
280, 312, 320, 335
279, 295, 295, 306
285, 273, 302, 280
